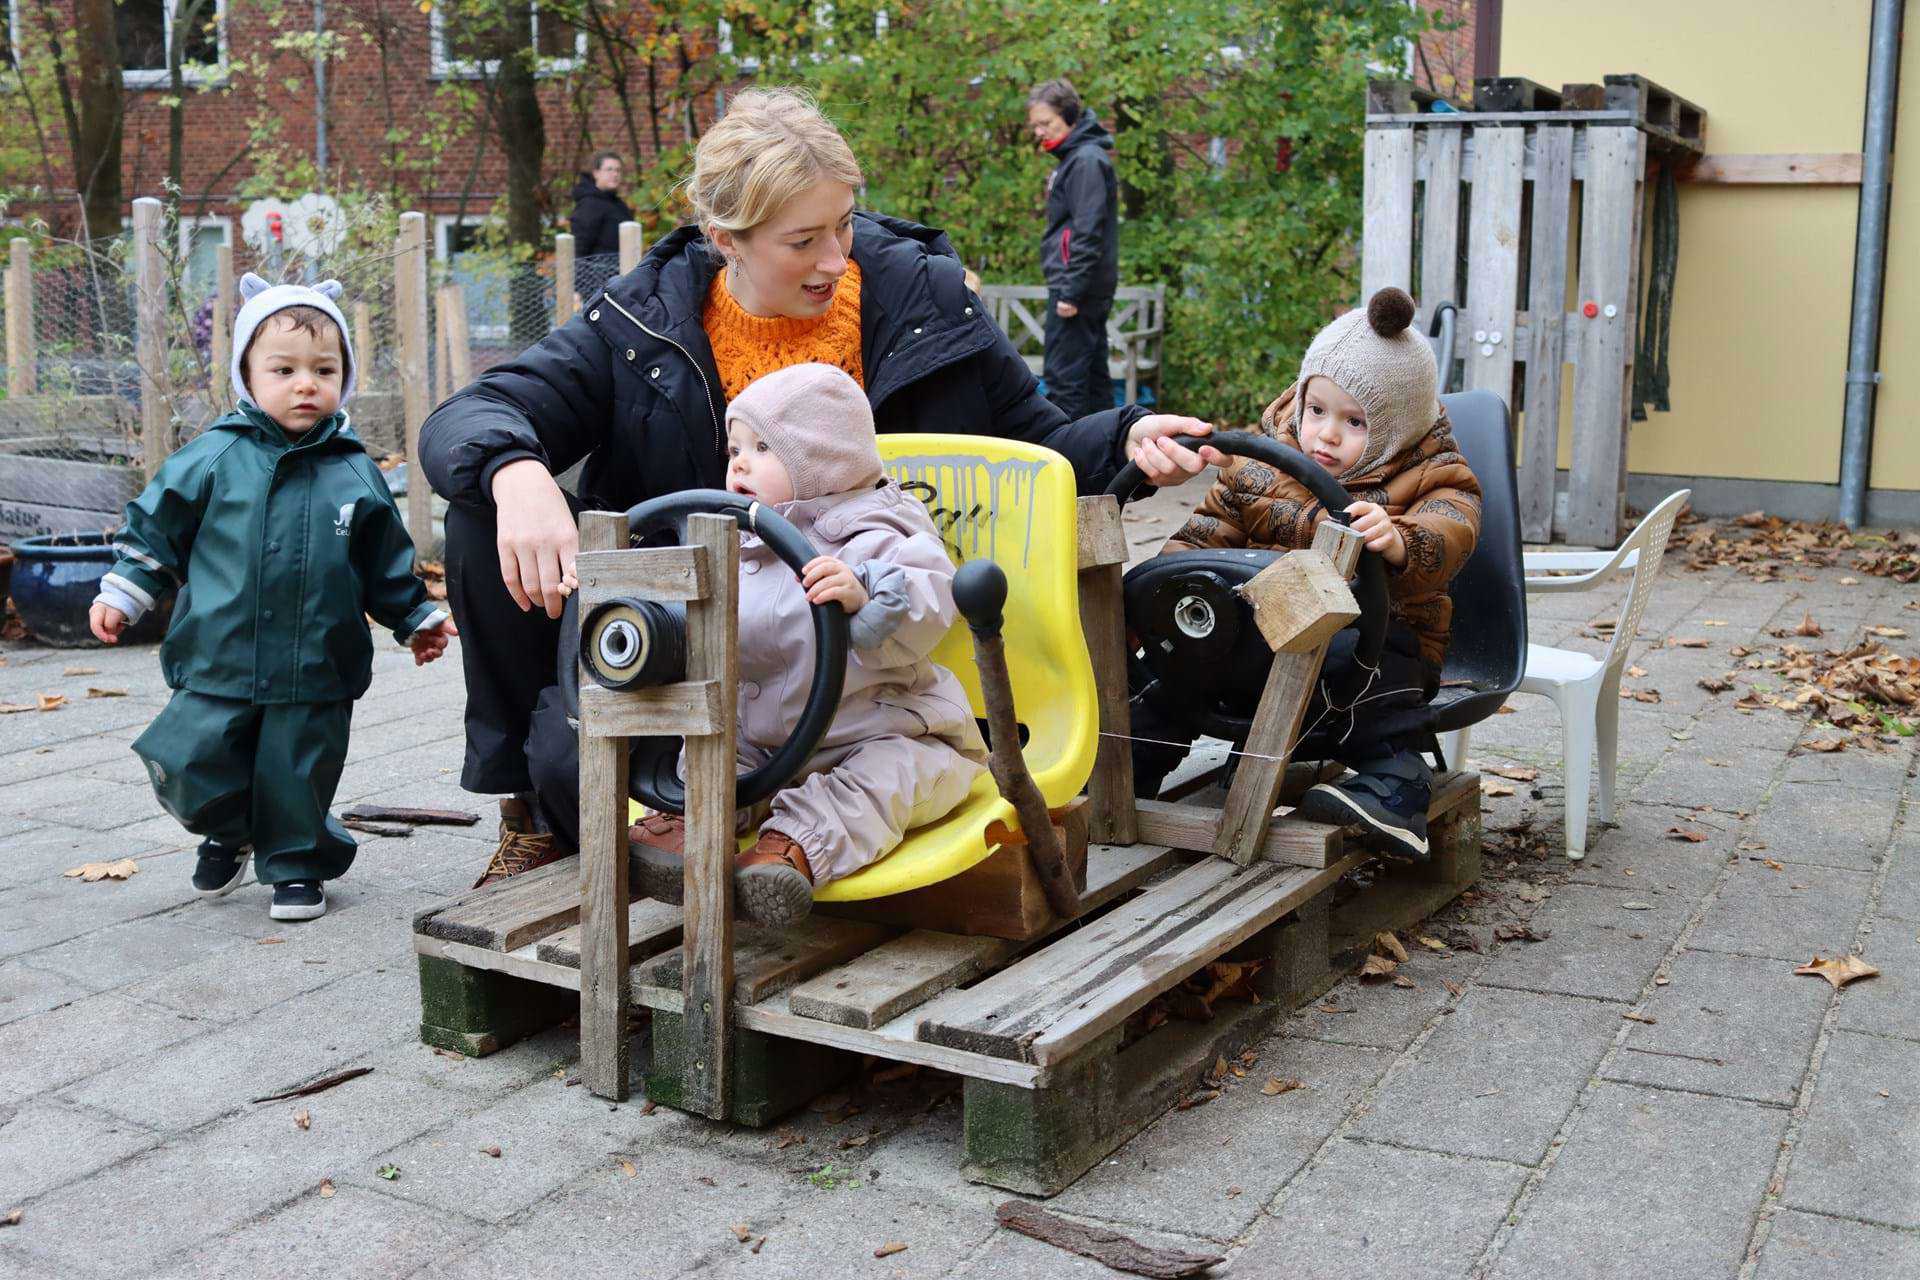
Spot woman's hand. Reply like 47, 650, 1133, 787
491, 458, 578, 619
1345, 501, 1407, 567
1055, 299, 1080, 318
410, 617, 460, 666
1126, 415, 1223, 486
800, 556, 869, 614
89, 602, 127, 645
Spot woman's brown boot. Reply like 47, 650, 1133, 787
733, 831, 815, 929
627, 813, 686, 903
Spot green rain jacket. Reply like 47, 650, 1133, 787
102, 405, 444, 704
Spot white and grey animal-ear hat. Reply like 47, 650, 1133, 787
229, 272, 357, 409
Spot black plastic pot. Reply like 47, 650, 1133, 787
8, 532, 173, 647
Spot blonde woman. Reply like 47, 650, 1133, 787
420, 87, 1218, 884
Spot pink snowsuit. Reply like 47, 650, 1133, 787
725, 366, 988, 886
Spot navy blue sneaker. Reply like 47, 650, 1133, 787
1296, 753, 1433, 862
192, 841, 250, 897
269, 880, 327, 921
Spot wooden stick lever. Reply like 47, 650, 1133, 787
952, 561, 1080, 920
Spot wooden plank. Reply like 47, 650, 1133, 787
1463, 126, 1525, 398
578, 681, 723, 738
7, 239, 34, 397
1680, 153, 1863, 185
132, 198, 168, 478
1134, 799, 1338, 868
414, 933, 581, 992
787, 931, 1017, 1029
415, 854, 581, 952
618, 221, 644, 274
1077, 495, 1135, 844
349, 300, 371, 404
636, 916, 895, 1005
1361, 127, 1415, 301
1519, 125, 1575, 543
920, 853, 1362, 1066
1244, 550, 1358, 654
1213, 521, 1364, 865
395, 212, 432, 551
680, 513, 738, 1119
575, 546, 709, 601
1474, 77, 1562, 113
0, 452, 142, 511
1075, 494, 1128, 569
534, 897, 684, 967
1418, 128, 1463, 323
554, 232, 576, 325
577, 511, 632, 1100
1565, 128, 1645, 547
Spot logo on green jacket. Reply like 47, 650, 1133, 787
334, 502, 353, 536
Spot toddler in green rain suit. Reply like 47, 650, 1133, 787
90, 274, 457, 921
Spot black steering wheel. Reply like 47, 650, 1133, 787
556, 490, 851, 815
1105, 432, 1391, 728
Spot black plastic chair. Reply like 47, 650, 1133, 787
1425, 389, 1528, 760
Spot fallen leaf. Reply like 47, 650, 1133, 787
1416, 935, 1450, 952
1262, 1077, 1304, 1096
619, 1159, 637, 1178
1704, 620, 1728, 627
0, 703, 34, 714
1622, 1011, 1657, 1024
257, 936, 285, 945
1358, 953, 1398, 980
640, 1101, 657, 1116
1487, 765, 1538, 783
1391, 974, 1417, 989
1802, 736, 1848, 753
1515, 884, 1549, 903
773, 1130, 804, 1150
1867, 625, 1908, 638
1763, 858, 1786, 871
85, 687, 127, 699
481, 1144, 502, 1158
1481, 778, 1515, 798
1177, 1088, 1220, 1109
1795, 612, 1824, 638
1840, 577, 1860, 586
1654, 975, 1670, 986
293, 1109, 310, 1131
1224, 1186, 1244, 1198
1622, 688, 1663, 703
62, 665, 99, 676
1627, 664, 1649, 678
37, 693, 65, 711
376, 1164, 400, 1181
1666, 827, 1708, 843
1699, 675, 1734, 693
1373, 931, 1409, 962
1794, 954, 1880, 989
1, 1209, 20, 1227
1669, 637, 1710, 649
871, 1062, 918, 1085
836, 1134, 870, 1150
318, 1180, 335, 1198
1442, 978, 1465, 996
63, 858, 139, 882
1494, 924, 1549, 943
874, 1242, 909, 1259
732, 1225, 753, 1243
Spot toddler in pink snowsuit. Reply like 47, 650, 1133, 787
630, 363, 988, 928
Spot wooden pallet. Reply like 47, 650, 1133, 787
411, 772, 1480, 1193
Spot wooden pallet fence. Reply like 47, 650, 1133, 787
1363, 76, 1706, 546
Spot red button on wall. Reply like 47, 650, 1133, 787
1582, 301, 1600, 318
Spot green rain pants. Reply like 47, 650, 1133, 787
132, 690, 357, 884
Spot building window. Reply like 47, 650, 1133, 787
119, 0, 227, 89
430, 3, 585, 79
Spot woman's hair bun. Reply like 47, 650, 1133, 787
1366, 287, 1416, 338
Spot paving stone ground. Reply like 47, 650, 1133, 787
4, 483, 1919, 1277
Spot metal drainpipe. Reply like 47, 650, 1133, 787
314, 0, 329, 177
1838, 0, 1905, 527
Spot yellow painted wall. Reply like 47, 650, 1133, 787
1504, 1, 1912, 490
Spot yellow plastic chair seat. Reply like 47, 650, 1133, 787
628, 435, 1099, 904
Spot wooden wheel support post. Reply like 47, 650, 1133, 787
1215, 521, 1365, 864
574, 512, 737, 1110
1077, 495, 1137, 844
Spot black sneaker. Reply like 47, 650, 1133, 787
1296, 753, 1433, 863
192, 841, 250, 897
269, 880, 327, 921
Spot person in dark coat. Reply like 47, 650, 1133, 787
567, 151, 633, 302
421, 87, 1217, 885
1029, 79, 1120, 423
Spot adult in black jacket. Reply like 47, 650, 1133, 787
420, 87, 1214, 882
1029, 79, 1119, 423
566, 151, 633, 300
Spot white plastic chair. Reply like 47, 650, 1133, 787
1504, 490, 1691, 860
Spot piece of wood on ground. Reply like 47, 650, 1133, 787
994, 1201, 1224, 1279
340, 804, 480, 826
340, 817, 411, 838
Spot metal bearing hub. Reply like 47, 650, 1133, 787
596, 618, 642, 671
1174, 594, 1216, 639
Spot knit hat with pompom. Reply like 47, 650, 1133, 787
1292, 287, 1439, 478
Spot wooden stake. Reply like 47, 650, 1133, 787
1076, 495, 1136, 843
618, 221, 644, 275
211, 243, 234, 412
438, 283, 473, 390
394, 212, 431, 550
1518, 126, 1574, 543
351, 301, 373, 396
578, 511, 634, 1100
132, 198, 169, 478
6, 238, 35, 397
681, 512, 738, 1119
1213, 521, 1365, 865
554, 232, 576, 326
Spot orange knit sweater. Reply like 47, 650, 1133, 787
703, 262, 865, 404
